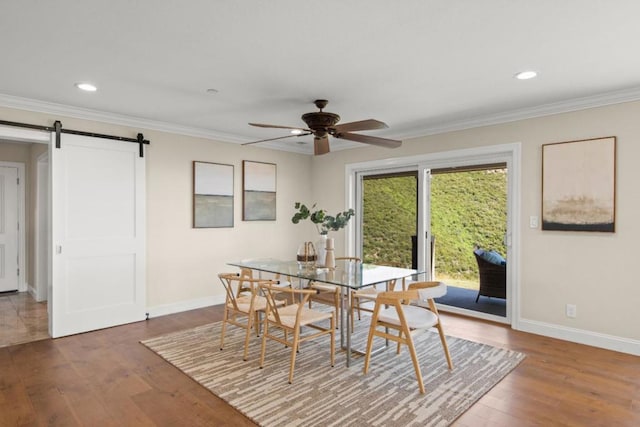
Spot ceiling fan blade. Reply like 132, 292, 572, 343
249, 122, 309, 132
332, 119, 388, 133
334, 132, 402, 149
242, 132, 312, 146
314, 136, 330, 155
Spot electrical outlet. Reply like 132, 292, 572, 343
529, 216, 539, 228
566, 304, 577, 318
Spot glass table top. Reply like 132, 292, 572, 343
228, 258, 421, 290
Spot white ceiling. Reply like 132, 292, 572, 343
2, 1, 640, 155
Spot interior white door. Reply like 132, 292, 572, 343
0, 166, 19, 292
50, 133, 146, 338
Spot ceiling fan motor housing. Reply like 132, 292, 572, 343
301, 111, 340, 137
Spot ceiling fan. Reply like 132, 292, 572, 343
244, 99, 402, 155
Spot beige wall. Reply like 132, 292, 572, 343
312, 101, 640, 347
143, 128, 314, 310
1, 100, 638, 352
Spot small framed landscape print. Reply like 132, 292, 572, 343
193, 161, 234, 228
542, 136, 616, 232
243, 160, 276, 221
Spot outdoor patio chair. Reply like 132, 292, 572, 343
473, 249, 506, 302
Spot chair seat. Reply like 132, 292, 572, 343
267, 303, 333, 328
231, 295, 284, 313
352, 287, 379, 300
311, 283, 338, 292
378, 304, 439, 329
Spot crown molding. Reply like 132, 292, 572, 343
3, 86, 640, 150
0, 93, 246, 143
395, 86, 640, 140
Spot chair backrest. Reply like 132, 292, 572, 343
473, 251, 506, 285
219, 272, 276, 312
259, 282, 317, 328
376, 281, 446, 311
239, 261, 292, 288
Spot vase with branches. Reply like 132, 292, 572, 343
292, 202, 355, 267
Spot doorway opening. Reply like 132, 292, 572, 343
0, 135, 49, 347
429, 164, 508, 317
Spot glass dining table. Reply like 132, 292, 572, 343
227, 258, 421, 367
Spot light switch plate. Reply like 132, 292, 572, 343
529, 216, 539, 228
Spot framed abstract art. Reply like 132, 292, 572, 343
193, 161, 234, 228
542, 136, 616, 232
242, 160, 276, 221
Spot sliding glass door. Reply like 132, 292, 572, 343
356, 167, 433, 277
349, 144, 518, 324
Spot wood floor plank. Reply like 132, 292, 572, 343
1, 306, 639, 426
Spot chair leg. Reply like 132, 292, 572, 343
330, 314, 335, 367
404, 329, 425, 394
243, 314, 253, 361
219, 308, 228, 351
427, 299, 454, 370
402, 326, 424, 394
349, 292, 355, 332
334, 291, 340, 330
435, 322, 454, 370
475, 292, 480, 303
363, 308, 380, 374
259, 320, 268, 369
289, 328, 300, 384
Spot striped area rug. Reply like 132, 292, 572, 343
141, 320, 524, 427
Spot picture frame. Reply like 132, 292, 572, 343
242, 160, 276, 221
542, 136, 616, 232
193, 161, 234, 228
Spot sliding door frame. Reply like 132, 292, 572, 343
345, 143, 521, 326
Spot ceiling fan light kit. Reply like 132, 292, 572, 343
245, 99, 402, 155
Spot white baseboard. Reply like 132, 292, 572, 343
27, 283, 36, 298
517, 318, 640, 356
146, 295, 226, 319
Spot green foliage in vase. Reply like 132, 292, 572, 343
292, 202, 355, 235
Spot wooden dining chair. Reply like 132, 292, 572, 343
259, 282, 335, 384
218, 273, 284, 361
362, 281, 453, 394
350, 273, 406, 331
309, 256, 360, 328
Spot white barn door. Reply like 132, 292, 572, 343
50, 133, 146, 338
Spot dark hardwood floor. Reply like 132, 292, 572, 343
1, 305, 638, 426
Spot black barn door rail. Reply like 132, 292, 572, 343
0, 119, 150, 157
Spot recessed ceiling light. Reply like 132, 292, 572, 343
515, 71, 537, 80
75, 82, 97, 92
290, 129, 304, 135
